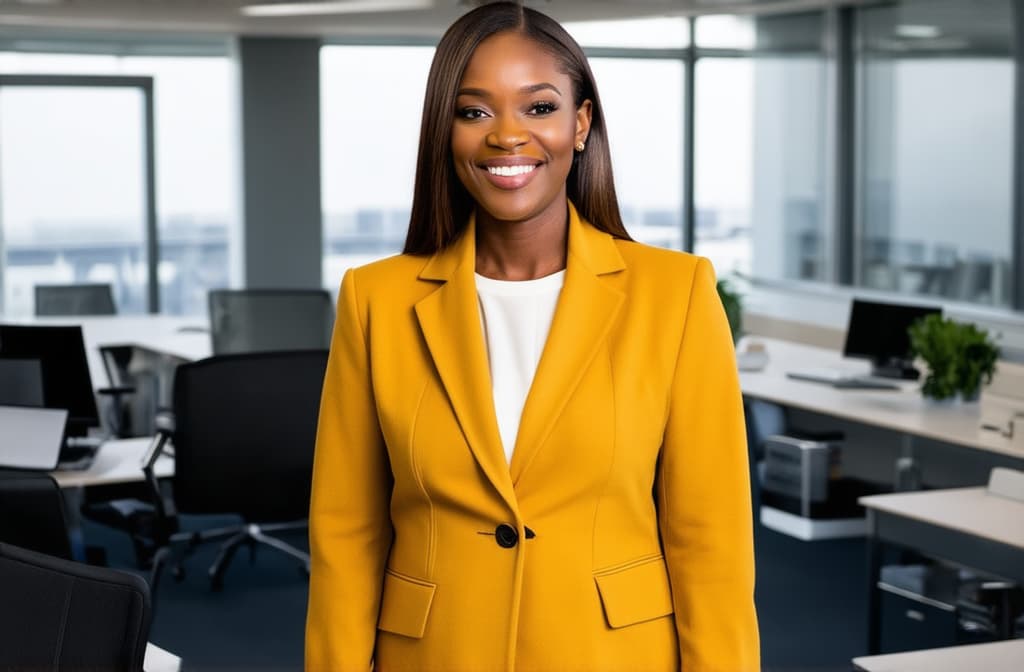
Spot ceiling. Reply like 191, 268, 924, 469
0, 0, 875, 38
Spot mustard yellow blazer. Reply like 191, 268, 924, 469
305, 202, 759, 671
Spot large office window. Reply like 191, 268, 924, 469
320, 45, 433, 290
854, 0, 1014, 308
0, 48, 239, 316
694, 13, 828, 281
588, 58, 685, 249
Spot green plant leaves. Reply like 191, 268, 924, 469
908, 314, 999, 401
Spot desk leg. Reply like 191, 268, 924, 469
894, 434, 922, 491
865, 510, 883, 655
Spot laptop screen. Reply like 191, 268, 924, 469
0, 405, 69, 470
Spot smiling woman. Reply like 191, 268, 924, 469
305, 3, 759, 671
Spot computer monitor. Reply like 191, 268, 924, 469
842, 299, 942, 379
0, 324, 99, 437
0, 358, 45, 406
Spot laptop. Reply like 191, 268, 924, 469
0, 405, 69, 470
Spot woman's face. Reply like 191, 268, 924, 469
451, 31, 591, 226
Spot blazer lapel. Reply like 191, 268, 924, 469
414, 216, 518, 513
509, 203, 626, 484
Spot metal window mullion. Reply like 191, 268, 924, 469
1014, 0, 1024, 310
683, 18, 696, 253
834, 5, 855, 286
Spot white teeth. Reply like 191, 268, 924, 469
487, 164, 536, 177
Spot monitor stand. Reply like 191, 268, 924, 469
870, 358, 921, 381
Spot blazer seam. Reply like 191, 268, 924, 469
408, 377, 435, 580
593, 551, 664, 576
348, 266, 369, 345
591, 343, 617, 576
658, 257, 703, 544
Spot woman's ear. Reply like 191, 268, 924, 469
575, 99, 593, 146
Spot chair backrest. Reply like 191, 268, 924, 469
0, 542, 150, 671
0, 469, 73, 559
208, 289, 334, 355
170, 350, 328, 521
35, 283, 117, 316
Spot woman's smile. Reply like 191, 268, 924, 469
479, 157, 543, 190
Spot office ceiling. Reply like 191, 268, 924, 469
0, 0, 876, 38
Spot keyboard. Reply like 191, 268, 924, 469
786, 369, 900, 390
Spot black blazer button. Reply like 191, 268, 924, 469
495, 524, 518, 548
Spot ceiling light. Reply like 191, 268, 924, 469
895, 24, 942, 39
241, 0, 433, 17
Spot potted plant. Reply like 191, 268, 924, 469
907, 314, 998, 401
716, 278, 743, 344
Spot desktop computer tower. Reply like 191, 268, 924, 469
761, 433, 879, 519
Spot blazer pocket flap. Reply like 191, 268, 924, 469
594, 556, 674, 629
377, 571, 437, 639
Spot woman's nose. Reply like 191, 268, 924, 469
486, 116, 529, 149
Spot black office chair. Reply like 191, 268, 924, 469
0, 542, 151, 671
148, 349, 328, 593
0, 470, 73, 560
208, 288, 334, 355
34, 283, 117, 316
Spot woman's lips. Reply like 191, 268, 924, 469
479, 160, 542, 190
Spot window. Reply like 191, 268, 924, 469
0, 48, 240, 316
588, 57, 685, 250
694, 13, 828, 281
854, 0, 1014, 308
320, 45, 434, 289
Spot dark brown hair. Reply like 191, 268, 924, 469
403, 0, 631, 255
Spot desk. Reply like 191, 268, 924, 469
1, 314, 211, 390
860, 488, 1024, 654
852, 639, 1024, 671
51, 438, 174, 489
145, 641, 182, 672
739, 337, 1021, 460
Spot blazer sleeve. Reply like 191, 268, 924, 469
306, 268, 393, 671
657, 257, 760, 671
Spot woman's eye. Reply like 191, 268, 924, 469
457, 107, 487, 120
529, 102, 558, 115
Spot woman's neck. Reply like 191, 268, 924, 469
474, 204, 568, 281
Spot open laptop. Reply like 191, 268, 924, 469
0, 405, 70, 470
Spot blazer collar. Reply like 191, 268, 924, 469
417, 201, 626, 282
414, 201, 626, 511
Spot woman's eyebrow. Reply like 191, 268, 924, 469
456, 82, 563, 98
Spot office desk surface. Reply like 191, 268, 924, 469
2, 314, 211, 388
739, 337, 1022, 459
852, 639, 1024, 672
859, 488, 1024, 549
51, 438, 174, 489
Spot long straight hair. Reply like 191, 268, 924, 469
403, 1, 630, 255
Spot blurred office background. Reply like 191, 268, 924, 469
1, 0, 1023, 670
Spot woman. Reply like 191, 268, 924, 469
306, 3, 759, 671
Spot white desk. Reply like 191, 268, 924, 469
860, 488, 1024, 654
145, 641, 182, 672
1, 314, 211, 389
853, 639, 1024, 671
739, 336, 1022, 460
51, 437, 174, 489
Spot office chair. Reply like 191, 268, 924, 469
148, 349, 328, 593
34, 283, 117, 316
0, 542, 151, 671
208, 288, 334, 355
0, 470, 73, 560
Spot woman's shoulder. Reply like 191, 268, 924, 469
338, 252, 436, 300
612, 238, 710, 280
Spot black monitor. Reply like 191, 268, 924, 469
0, 324, 99, 436
842, 299, 942, 379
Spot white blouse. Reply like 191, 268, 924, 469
475, 270, 565, 462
